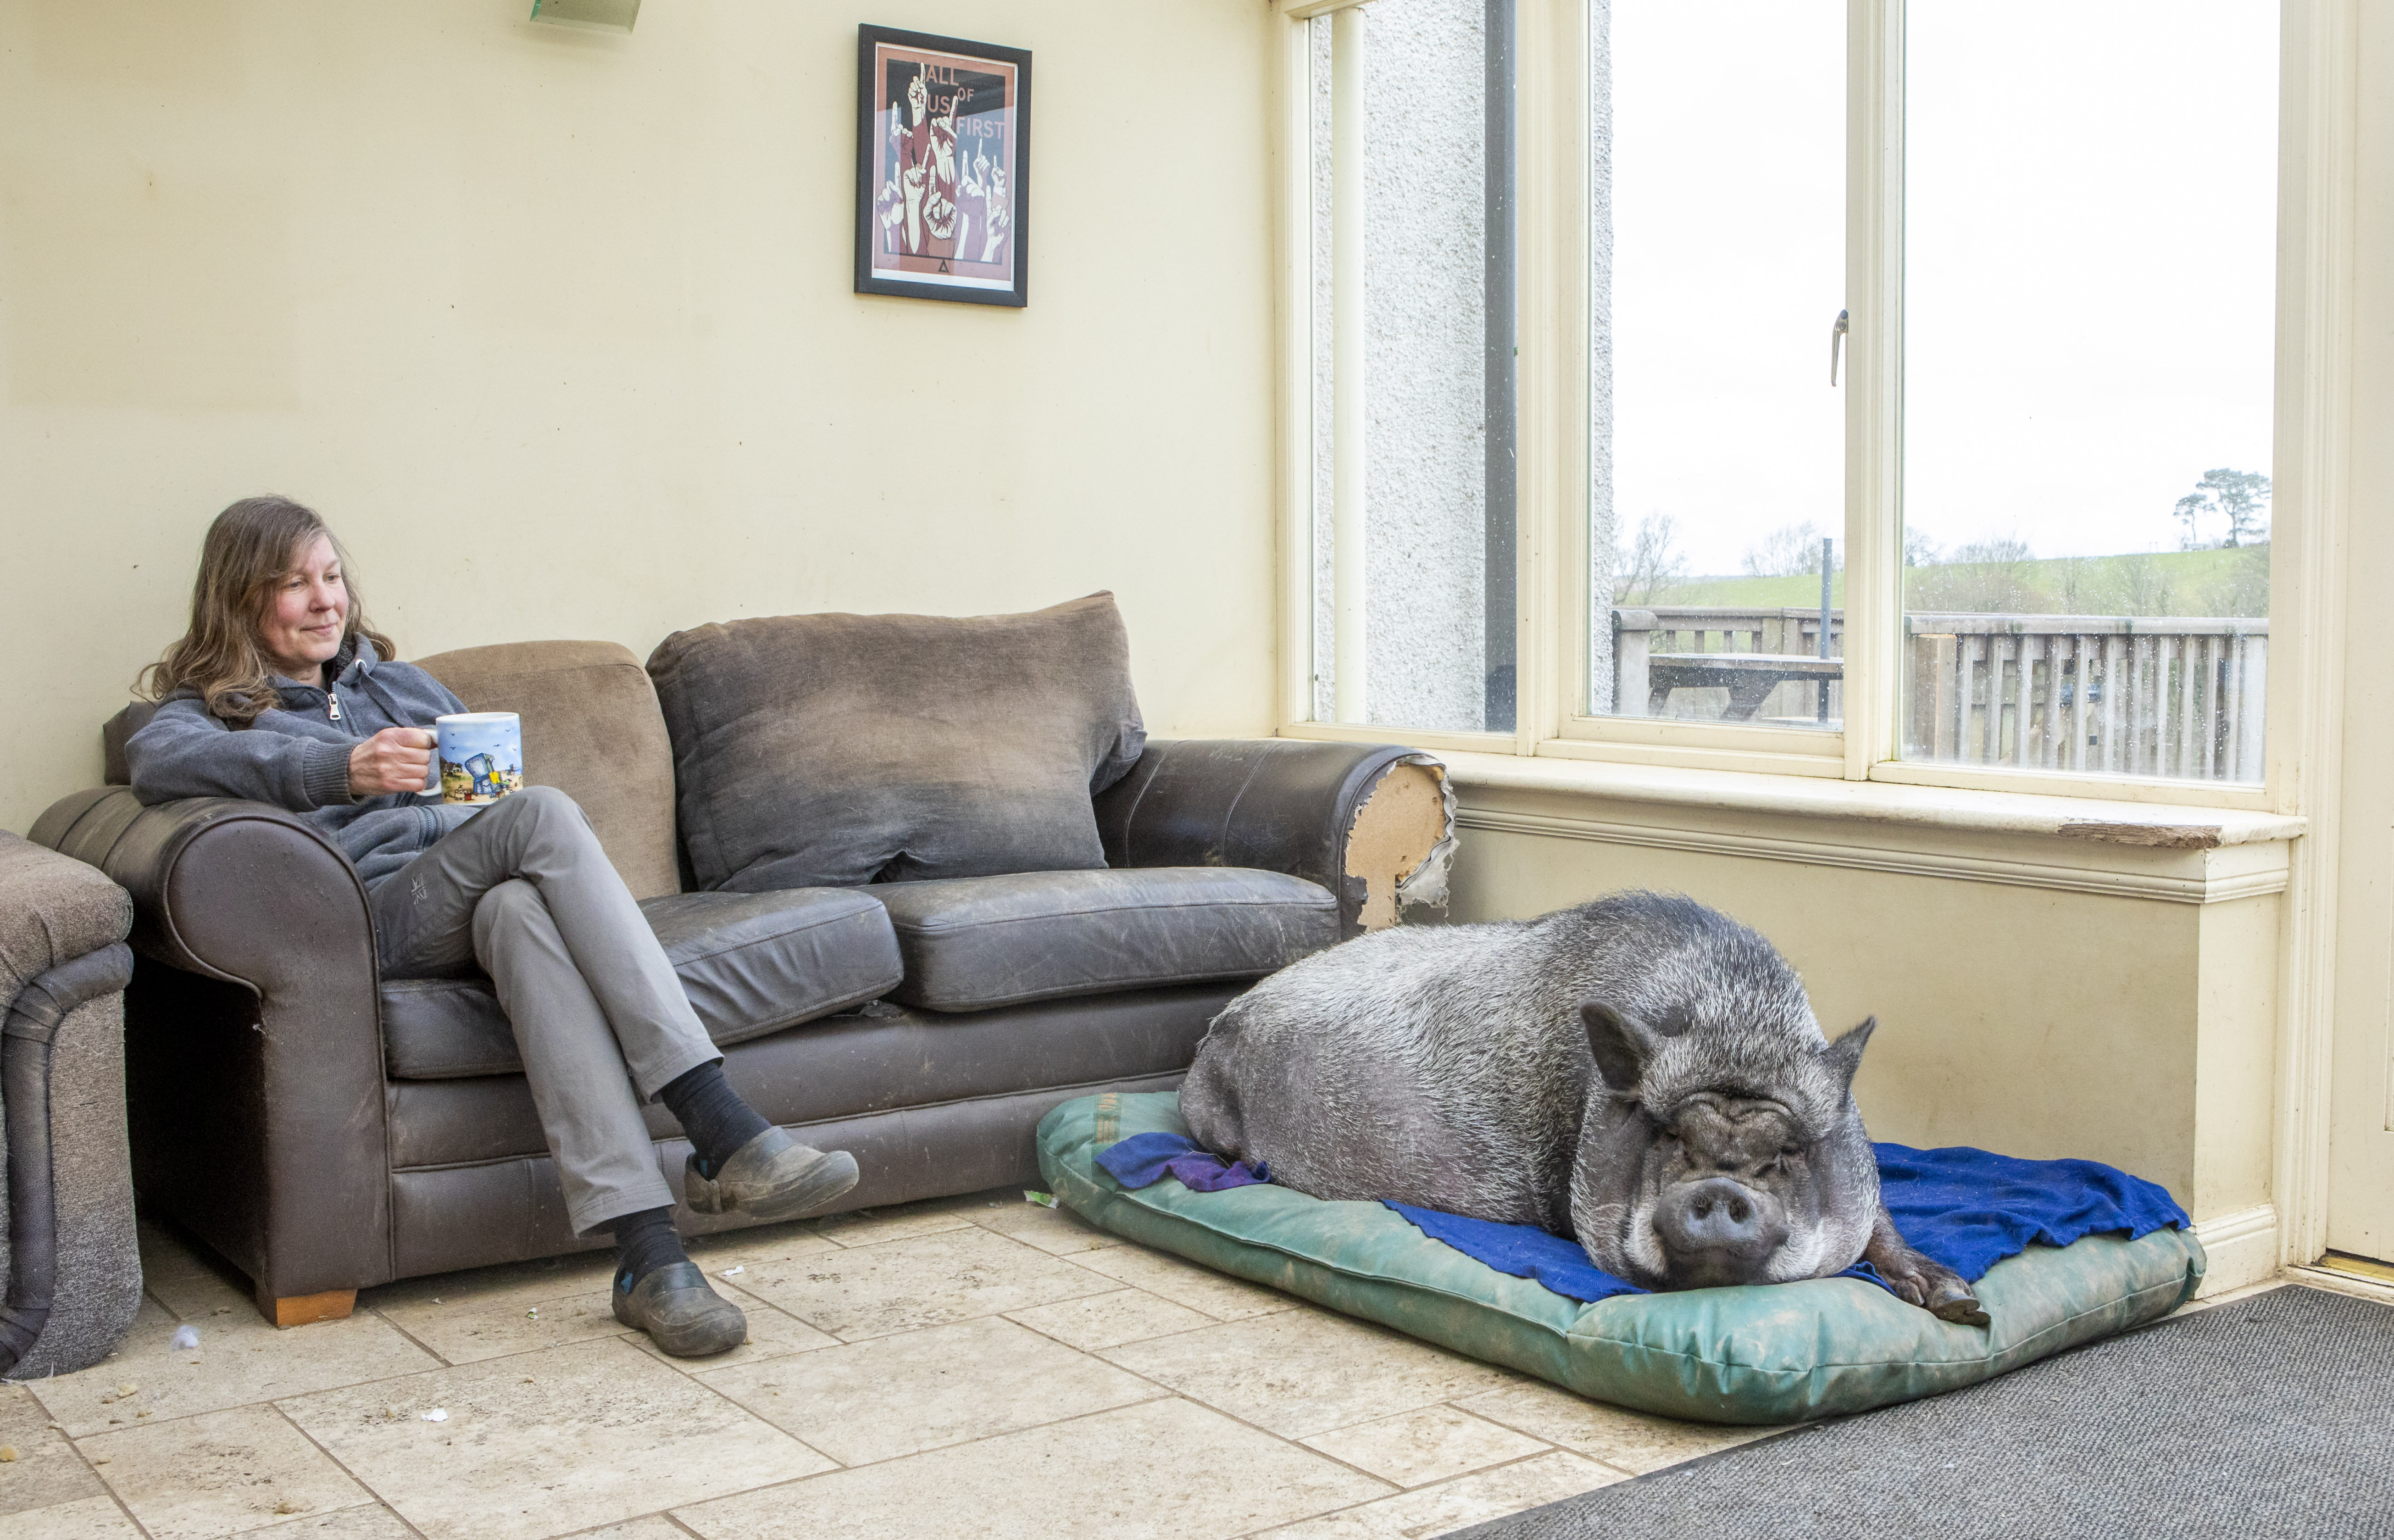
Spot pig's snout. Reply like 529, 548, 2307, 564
1654, 1178, 1790, 1286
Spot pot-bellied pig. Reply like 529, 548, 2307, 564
1181, 890, 1986, 1324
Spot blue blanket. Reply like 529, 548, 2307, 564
1095, 1132, 2188, 1306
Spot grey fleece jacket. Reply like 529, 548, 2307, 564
126, 636, 482, 892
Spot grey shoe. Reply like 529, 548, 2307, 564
611, 1262, 746, 1358
684, 1127, 860, 1223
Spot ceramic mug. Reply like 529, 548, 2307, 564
434, 712, 525, 806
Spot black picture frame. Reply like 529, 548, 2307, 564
855, 25, 1031, 307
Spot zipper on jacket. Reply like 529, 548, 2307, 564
327, 689, 342, 723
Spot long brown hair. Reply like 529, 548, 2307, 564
139, 496, 397, 725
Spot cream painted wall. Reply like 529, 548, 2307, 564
0, 0, 1281, 835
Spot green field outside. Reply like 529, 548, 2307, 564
1644, 544, 2268, 620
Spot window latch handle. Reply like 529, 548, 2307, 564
1829, 309, 1850, 386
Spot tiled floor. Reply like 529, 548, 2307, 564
1, 1191, 1786, 1540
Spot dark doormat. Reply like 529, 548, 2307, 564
1445, 1283, 2394, 1540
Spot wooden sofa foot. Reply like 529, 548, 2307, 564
256, 1287, 356, 1328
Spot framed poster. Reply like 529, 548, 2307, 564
855, 25, 1031, 307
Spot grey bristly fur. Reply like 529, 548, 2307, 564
1183, 890, 1976, 1314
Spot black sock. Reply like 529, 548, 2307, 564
660, 1060, 771, 1177
610, 1206, 688, 1289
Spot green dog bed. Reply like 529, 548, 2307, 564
1037, 1091, 2205, 1425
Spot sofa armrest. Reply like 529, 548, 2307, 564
29, 787, 392, 1302
1092, 739, 1455, 937
33, 789, 375, 986
0, 825, 133, 995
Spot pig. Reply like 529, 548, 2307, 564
1180, 890, 1986, 1324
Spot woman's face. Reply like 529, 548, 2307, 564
258, 533, 349, 680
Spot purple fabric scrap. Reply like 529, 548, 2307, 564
1096, 1132, 1270, 1192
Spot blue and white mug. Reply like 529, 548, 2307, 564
434, 712, 525, 806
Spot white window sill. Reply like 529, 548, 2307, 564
1405, 748, 2303, 907
1429, 749, 2303, 849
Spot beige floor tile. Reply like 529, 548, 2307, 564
733, 1223, 1116, 1340
1300, 1405, 1553, 1488
808, 1202, 978, 1247
627, 1292, 838, 1371
137, 1215, 215, 1276
145, 1254, 263, 1325
278, 1335, 831, 1540
31, 1298, 442, 1440
1065, 1242, 1300, 1320
365, 1250, 617, 1316
968, 1199, 1126, 1256
558, 1518, 689, 1540
1, 1383, 106, 1515
1455, 1381, 1783, 1473
1003, 1287, 1216, 1351
80, 1404, 372, 1540
1100, 1310, 1517, 1440
372, 1285, 629, 1366
5, 1493, 145, 1539
673, 1396, 1391, 1540
681, 1219, 840, 1273
696, 1314, 1161, 1466
248, 1508, 419, 1538
1250, 1451, 1627, 1539
136, 1222, 237, 1323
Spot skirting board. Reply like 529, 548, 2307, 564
2192, 1204, 2280, 1295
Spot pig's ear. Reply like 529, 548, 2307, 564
1582, 1001, 1663, 1094
1822, 1017, 1877, 1093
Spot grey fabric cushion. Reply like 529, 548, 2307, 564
380, 888, 902, 1079
874, 867, 1340, 1013
0, 830, 133, 1001
645, 593, 1146, 893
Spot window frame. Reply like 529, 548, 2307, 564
1273, 0, 2344, 816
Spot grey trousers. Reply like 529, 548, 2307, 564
372, 785, 717, 1235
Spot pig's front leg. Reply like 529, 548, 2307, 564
1865, 1207, 1989, 1327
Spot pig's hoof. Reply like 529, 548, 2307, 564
1912, 1260, 1989, 1327
1927, 1284, 1990, 1328
1879, 1251, 1990, 1327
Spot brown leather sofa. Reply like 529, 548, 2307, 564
32, 639, 1450, 1325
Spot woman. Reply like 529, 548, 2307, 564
127, 495, 857, 1357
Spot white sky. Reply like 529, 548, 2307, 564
1607, 0, 2281, 574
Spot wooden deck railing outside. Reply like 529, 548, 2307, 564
1610, 605, 2268, 783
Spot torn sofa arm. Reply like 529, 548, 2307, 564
1091, 739, 1456, 939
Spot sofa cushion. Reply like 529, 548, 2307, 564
381, 887, 902, 1079
645, 593, 1146, 893
384, 983, 1244, 1168
415, 640, 682, 901
873, 867, 1339, 1013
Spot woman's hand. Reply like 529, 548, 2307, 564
350, 727, 436, 797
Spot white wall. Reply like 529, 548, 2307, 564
0, 0, 1281, 836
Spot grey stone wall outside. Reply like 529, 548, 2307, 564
1311, 0, 1485, 732
1309, 1, 1616, 728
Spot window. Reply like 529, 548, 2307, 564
1899, 2, 2278, 784
1593, 0, 1847, 735
1283, 0, 2291, 802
